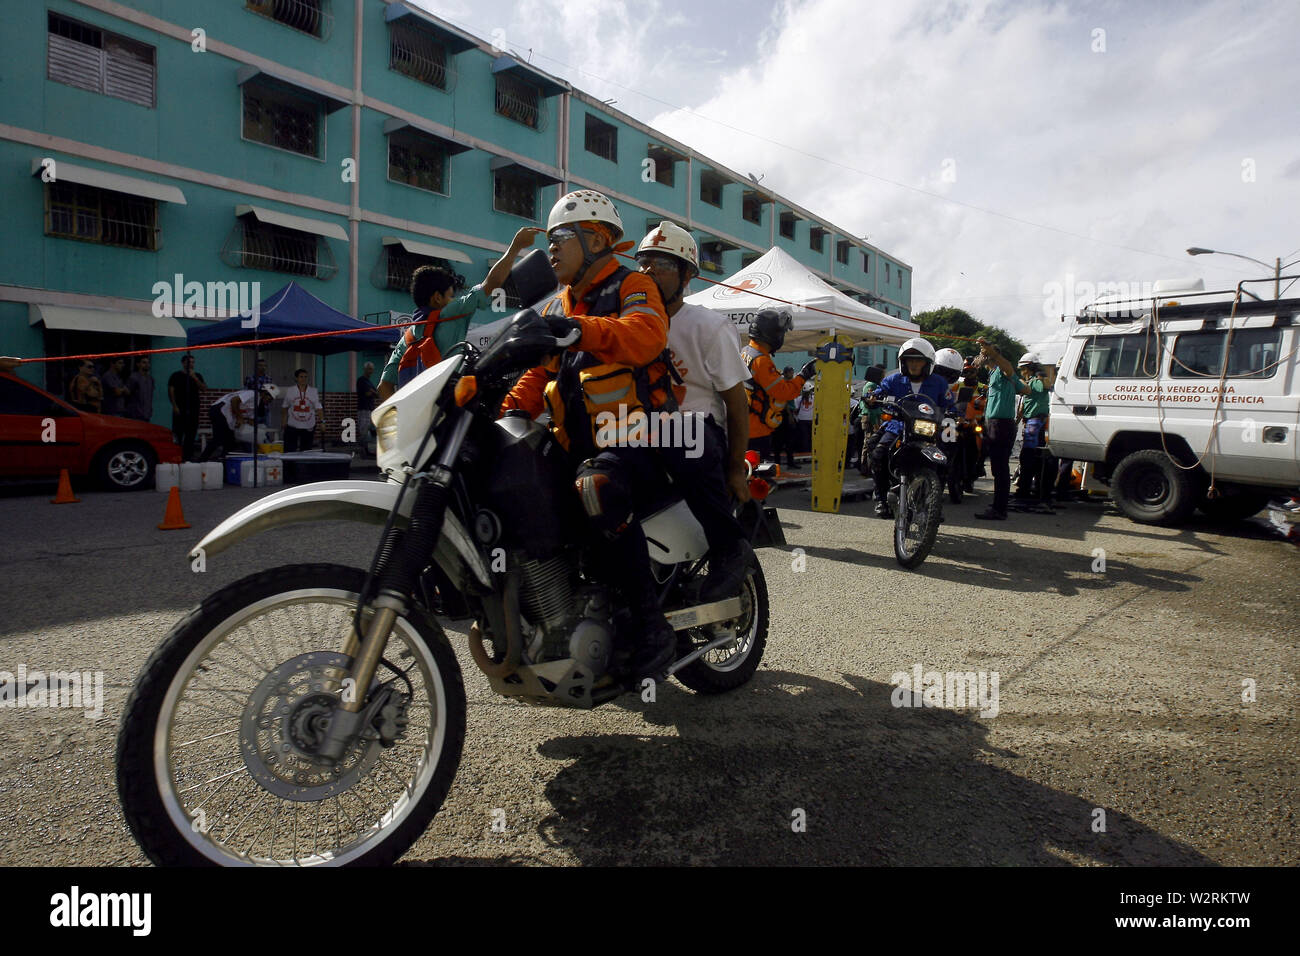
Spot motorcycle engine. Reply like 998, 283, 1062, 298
517, 553, 613, 674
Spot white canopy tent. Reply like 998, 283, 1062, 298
684, 247, 919, 349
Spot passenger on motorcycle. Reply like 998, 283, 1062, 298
378, 227, 543, 401
500, 190, 677, 681
742, 310, 815, 461
865, 338, 957, 518
635, 221, 756, 603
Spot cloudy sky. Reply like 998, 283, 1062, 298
413, 0, 1300, 346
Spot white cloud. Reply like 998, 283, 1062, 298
417, 0, 1300, 343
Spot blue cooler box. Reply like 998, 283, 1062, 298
223, 455, 254, 486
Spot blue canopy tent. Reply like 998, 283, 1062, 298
186, 282, 399, 482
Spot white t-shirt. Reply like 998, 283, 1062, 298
797, 395, 815, 421
667, 302, 749, 426
283, 385, 322, 430
214, 390, 256, 429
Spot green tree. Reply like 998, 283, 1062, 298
914, 307, 1028, 363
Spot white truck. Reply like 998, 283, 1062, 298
1048, 279, 1299, 525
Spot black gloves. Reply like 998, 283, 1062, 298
799, 359, 818, 380
546, 316, 582, 343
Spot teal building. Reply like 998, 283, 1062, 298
0, 0, 912, 422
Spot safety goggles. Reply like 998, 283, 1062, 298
635, 253, 679, 273
546, 226, 579, 246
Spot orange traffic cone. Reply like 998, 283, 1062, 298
51, 469, 79, 504
157, 486, 191, 530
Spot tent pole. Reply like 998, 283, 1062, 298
252, 328, 259, 487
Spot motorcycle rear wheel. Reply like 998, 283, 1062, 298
894, 471, 943, 568
116, 563, 465, 866
674, 563, 768, 694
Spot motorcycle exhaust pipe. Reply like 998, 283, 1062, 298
467, 573, 523, 678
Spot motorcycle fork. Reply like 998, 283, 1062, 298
321, 410, 472, 761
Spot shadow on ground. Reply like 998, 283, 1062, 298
405, 669, 1212, 866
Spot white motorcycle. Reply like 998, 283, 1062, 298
116, 309, 782, 866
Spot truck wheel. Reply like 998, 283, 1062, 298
1110, 449, 1198, 526
1196, 489, 1271, 522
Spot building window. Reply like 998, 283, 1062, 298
375, 247, 457, 293
836, 240, 850, 265
700, 171, 724, 208
810, 227, 825, 253
646, 146, 677, 187
741, 253, 760, 268
496, 73, 541, 129
245, 0, 330, 39
584, 114, 618, 162
388, 131, 449, 195
699, 241, 724, 273
742, 193, 763, 225
884, 261, 891, 283
45, 182, 158, 251
47, 13, 156, 108
898, 269, 903, 288
493, 167, 537, 220
862, 252, 870, 273
389, 20, 450, 90
225, 217, 337, 279
779, 212, 797, 240
242, 81, 320, 157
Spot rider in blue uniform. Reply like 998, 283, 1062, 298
865, 337, 957, 518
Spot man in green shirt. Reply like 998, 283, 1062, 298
378, 227, 542, 401
974, 339, 1027, 520
1015, 352, 1052, 501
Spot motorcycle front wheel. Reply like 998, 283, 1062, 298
116, 563, 465, 866
894, 470, 943, 569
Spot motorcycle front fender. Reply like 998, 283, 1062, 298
893, 442, 945, 473
188, 479, 492, 589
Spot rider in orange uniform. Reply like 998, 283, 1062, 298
742, 310, 814, 461
500, 190, 677, 681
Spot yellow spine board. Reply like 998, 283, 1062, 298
810, 335, 855, 514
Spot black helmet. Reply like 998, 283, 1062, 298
749, 309, 793, 350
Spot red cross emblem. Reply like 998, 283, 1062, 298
648, 231, 669, 247
737, 277, 762, 291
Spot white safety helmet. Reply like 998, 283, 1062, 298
546, 189, 624, 243
636, 221, 699, 272
934, 347, 964, 384
897, 337, 936, 378
1017, 351, 1040, 368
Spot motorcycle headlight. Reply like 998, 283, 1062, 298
913, 420, 937, 437
376, 406, 399, 456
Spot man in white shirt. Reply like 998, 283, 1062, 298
636, 222, 754, 603
282, 368, 324, 452
199, 384, 278, 461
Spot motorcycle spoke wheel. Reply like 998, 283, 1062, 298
118, 564, 465, 867
674, 564, 768, 694
894, 471, 942, 569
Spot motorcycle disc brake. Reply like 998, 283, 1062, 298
239, 651, 382, 802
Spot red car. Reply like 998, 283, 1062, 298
0, 372, 181, 491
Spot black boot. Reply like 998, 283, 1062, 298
627, 609, 675, 682
698, 539, 755, 603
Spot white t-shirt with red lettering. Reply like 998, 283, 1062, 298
666, 303, 749, 428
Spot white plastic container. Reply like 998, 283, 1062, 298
155, 462, 179, 492
199, 462, 223, 490
179, 462, 203, 492
239, 460, 284, 488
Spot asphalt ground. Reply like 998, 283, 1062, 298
0, 473, 1296, 866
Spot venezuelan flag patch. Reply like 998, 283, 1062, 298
622, 291, 649, 308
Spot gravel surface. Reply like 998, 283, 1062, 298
0, 478, 1295, 866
